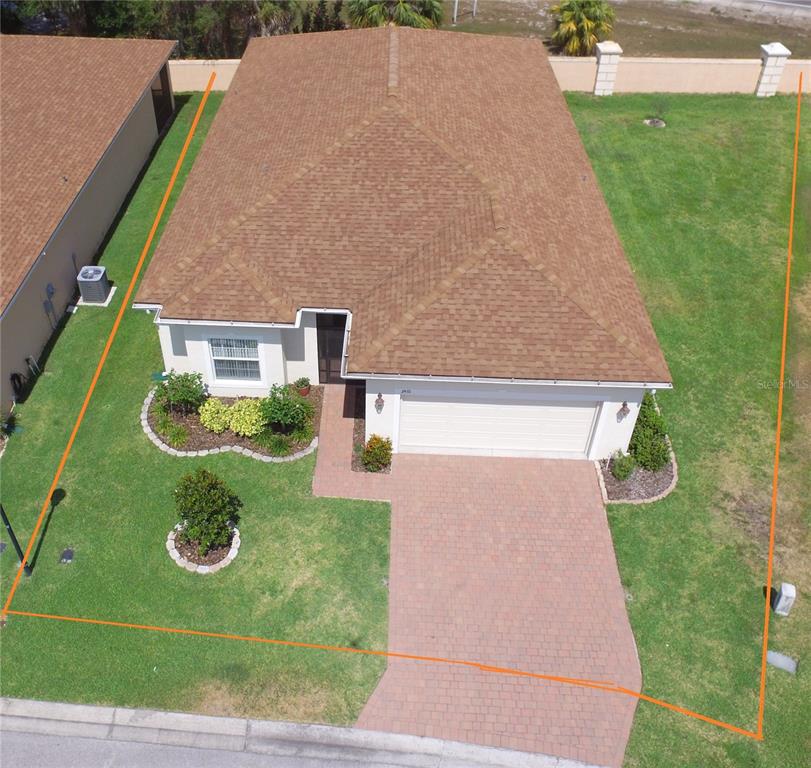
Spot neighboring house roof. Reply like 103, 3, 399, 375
0, 34, 175, 315
137, 27, 671, 384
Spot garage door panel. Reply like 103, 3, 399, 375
398, 397, 598, 457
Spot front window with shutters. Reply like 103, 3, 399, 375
209, 338, 260, 380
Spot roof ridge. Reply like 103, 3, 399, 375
497, 232, 667, 377
152, 101, 393, 304
164, 250, 296, 320
389, 101, 502, 207
392, 102, 664, 377
387, 26, 399, 96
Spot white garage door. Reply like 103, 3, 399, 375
398, 396, 599, 458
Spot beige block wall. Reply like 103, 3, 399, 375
0, 89, 159, 414
166, 56, 808, 95
549, 57, 598, 92
779, 59, 811, 93
168, 59, 239, 91
615, 58, 762, 93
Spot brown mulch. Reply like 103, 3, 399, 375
351, 410, 367, 473
601, 455, 675, 502
346, 382, 390, 474
148, 385, 323, 456
175, 531, 233, 565
351, 415, 391, 475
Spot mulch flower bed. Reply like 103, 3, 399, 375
600, 454, 675, 502
149, 386, 323, 456
352, 411, 368, 473
175, 532, 233, 566
347, 382, 390, 474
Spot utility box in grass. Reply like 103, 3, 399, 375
77, 265, 111, 304
774, 583, 796, 617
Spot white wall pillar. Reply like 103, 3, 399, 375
594, 41, 622, 96
756, 42, 791, 98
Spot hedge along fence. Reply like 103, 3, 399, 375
168, 47, 809, 95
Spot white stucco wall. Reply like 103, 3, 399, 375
362, 378, 647, 461
154, 318, 654, 460
156, 311, 319, 397
281, 312, 319, 384
1, 88, 160, 414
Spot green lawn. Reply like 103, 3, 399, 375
0, 93, 390, 725
567, 93, 810, 767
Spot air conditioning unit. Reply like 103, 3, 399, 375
77, 266, 111, 304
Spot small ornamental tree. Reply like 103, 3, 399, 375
175, 469, 242, 556
628, 393, 670, 471
155, 371, 206, 414
260, 385, 314, 433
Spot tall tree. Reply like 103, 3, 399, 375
313, 0, 328, 31
346, 0, 442, 29
550, 0, 615, 56
252, 0, 302, 37
331, 0, 344, 30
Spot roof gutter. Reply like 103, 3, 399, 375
2, 43, 177, 321
138, 304, 671, 391
345, 370, 672, 390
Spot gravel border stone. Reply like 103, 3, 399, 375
140, 388, 317, 463
166, 524, 241, 574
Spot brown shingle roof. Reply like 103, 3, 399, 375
0, 35, 175, 314
137, 28, 670, 383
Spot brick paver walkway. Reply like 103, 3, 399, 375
313, 385, 641, 768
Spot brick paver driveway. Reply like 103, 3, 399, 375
314, 386, 641, 768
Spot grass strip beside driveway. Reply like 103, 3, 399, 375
569, 93, 810, 768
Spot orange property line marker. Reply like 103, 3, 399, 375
756, 71, 804, 740
0, 72, 803, 747
0, 73, 217, 616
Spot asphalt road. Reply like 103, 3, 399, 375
0, 731, 380, 768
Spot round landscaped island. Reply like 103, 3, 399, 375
167, 523, 240, 575
167, 468, 243, 574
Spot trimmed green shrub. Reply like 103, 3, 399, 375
611, 451, 636, 481
155, 371, 205, 414
290, 422, 314, 445
254, 429, 292, 457
362, 434, 392, 472
174, 468, 241, 556
228, 398, 265, 437
629, 393, 670, 471
199, 397, 231, 434
260, 384, 314, 433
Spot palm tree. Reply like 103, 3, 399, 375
346, 0, 442, 29
550, 0, 616, 56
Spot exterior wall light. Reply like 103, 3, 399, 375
618, 401, 631, 420
375, 393, 385, 414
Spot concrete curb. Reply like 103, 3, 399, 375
141, 388, 318, 463
0, 698, 603, 768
